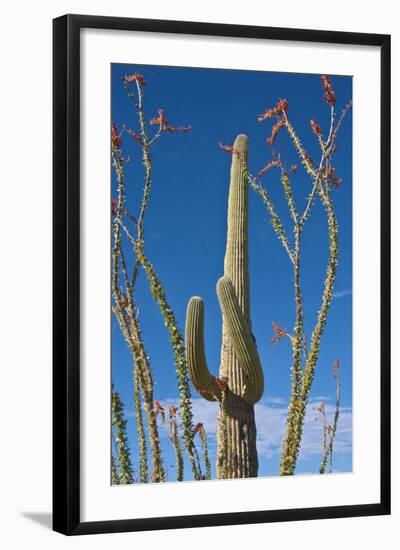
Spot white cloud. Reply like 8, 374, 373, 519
264, 396, 287, 405
127, 395, 352, 464
178, 396, 352, 462
254, 402, 288, 459
333, 288, 352, 299
255, 399, 352, 460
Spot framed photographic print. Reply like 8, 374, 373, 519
53, 14, 391, 535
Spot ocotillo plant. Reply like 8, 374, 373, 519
112, 72, 203, 482
112, 387, 135, 484
112, 119, 165, 483
185, 135, 264, 479
315, 359, 341, 474
329, 359, 341, 473
194, 423, 211, 480
111, 456, 120, 485
167, 405, 184, 482
153, 400, 186, 482
250, 76, 351, 475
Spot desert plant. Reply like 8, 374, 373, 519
111, 456, 119, 485
112, 71, 350, 482
314, 402, 329, 474
112, 119, 165, 482
112, 72, 203, 481
167, 405, 184, 481
250, 76, 351, 475
134, 366, 149, 483
329, 359, 341, 473
195, 423, 211, 480
185, 135, 264, 479
112, 387, 135, 484
315, 359, 341, 474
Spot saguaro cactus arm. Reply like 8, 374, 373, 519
185, 297, 222, 402
216, 276, 264, 404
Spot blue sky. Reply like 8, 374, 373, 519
111, 63, 353, 481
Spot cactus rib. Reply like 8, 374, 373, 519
216, 276, 263, 404
185, 297, 222, 401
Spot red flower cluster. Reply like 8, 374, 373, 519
150, 108, 168, 127
111, 199, 118, 216
314, 403, 326, 414
328, 166, 343, 188
218, 142, 240, 157
154, 400, 165, 422
258, 159, 281, 177
266, 118, 285, 145
310, 118, 322, 136
270, 321, 287, 345
125, 127, 143, 143
321, 75, 336, 105
289, 164, 298, 174
150, 108, 191, 133
258, 98, 289, 122
163, 124, 191, 133
111, 199, 137, 224
214, 376, 228, 392
194, 422, 203, 433
111, 122, 122, 149
123, 72, 146, 86
168, 405, 178, 417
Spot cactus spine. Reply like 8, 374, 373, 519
185, 135, 264, 478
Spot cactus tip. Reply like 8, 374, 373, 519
233, 134, 248, 153
188, 296, 203, 308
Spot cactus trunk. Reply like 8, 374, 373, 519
217, 135, 258, 478
185, 135, 264, 479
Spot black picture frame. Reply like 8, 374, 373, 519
53, 14, 391, 536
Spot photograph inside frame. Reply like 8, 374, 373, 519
110, 63, 353, 485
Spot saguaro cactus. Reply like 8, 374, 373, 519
185, 134, 264, 478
